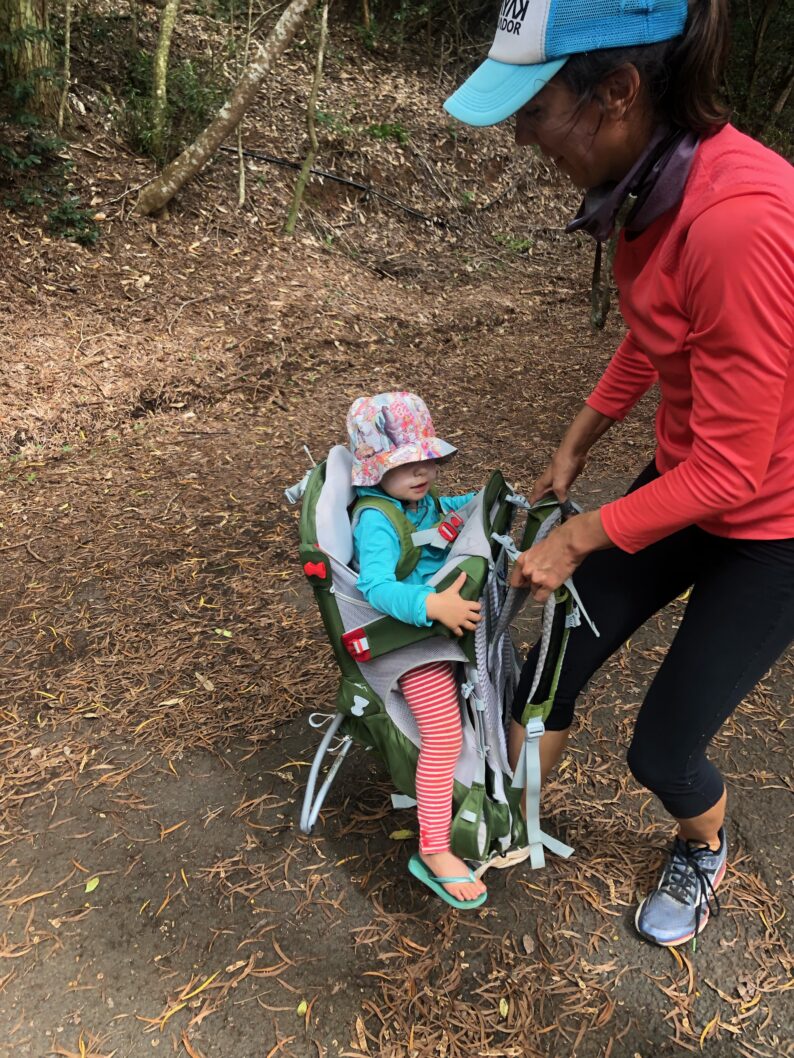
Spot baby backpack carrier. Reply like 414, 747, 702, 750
286, 446, 598, 870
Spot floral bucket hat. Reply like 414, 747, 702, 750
347, 391, 457, 487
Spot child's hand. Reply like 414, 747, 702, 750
425, 572, 481, 636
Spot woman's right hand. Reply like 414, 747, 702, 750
425, 572, 481, 636
529, 406, 616, 504
529, 445, 587, 504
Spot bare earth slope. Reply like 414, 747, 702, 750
0, 28, 791, 1058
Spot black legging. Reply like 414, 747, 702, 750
512, 462, 794, 819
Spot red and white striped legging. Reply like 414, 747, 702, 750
399, 660, 462, 855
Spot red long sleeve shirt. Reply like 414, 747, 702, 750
587, 125, 794, 553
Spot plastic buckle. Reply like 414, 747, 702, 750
437, 513, 463, 543
342, 628, 371, 662
303, 560, 327, 580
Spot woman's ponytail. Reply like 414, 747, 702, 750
558, 0, 732, 135
665, 0, 731, 132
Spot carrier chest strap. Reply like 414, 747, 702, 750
410, 509, 466, 550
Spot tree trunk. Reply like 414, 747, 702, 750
746, 0, 778, 108
57, 0, 71, 130
0, 0, 58, 117
761, 62, 794, 136
237, 0, 254, 208
285, 0, 328, 234
150, 0, 180, 161
134, 0, 315, 217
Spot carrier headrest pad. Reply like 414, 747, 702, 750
316, 445, 356, 565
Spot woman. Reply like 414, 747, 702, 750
445, 0, 793, 947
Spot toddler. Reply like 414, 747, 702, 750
348, 391, 486, 908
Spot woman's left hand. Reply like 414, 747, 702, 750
509, 510, 612, 602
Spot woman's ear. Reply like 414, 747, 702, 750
599, 63, 643, 120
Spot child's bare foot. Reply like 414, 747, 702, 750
421, 851, 487, 902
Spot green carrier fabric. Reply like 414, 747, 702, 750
287, 445, 598, 870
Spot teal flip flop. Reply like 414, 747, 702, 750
408, 853, 488, 910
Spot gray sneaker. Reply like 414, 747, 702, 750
635, 828, 727, 947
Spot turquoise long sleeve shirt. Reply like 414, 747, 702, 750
353, 486, 475, 627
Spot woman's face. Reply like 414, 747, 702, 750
515, 77, 641, 190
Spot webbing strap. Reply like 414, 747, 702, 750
512, 718, 574, 869
351, 496, 419, 580
491, 532, 521, 561
411, 504, 469, 550
410, 526, 452, 548
564, 577, 600, 638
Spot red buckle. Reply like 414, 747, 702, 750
438, 512, 464, 543
303, 560, 327, 580
342, 628, 371, 662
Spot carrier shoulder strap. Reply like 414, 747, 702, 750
352, 490, 459, 580
351, 496, 422, 581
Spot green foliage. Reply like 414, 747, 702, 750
351, 0, 494, 52
65, 9, 227, 162
120, 51, 225, 163
48, 197, 100, 246
0, 120, 98, 245
493, 232, 533, 254
316, 109, 354, 135
315, 110, 411, 145
366, 121, 410, 144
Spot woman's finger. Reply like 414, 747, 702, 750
529, 478, 552, 504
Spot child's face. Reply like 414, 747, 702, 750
380, 460, 439, 503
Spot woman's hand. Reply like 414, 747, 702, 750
530, 446, 588, 504
425, 571, 481, 636
530, 405, 616, 503
509, 511, 612, 602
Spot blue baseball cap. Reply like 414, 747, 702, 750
444, 0, 689, 127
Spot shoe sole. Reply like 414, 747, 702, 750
473, 845, 532, 880
635, 856, 727, 947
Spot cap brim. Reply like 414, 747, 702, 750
444, 56, 568, 127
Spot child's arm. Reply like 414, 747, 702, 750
440, 491, 476, 514
355, 510, 434, 627
355, 508, 482, 634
